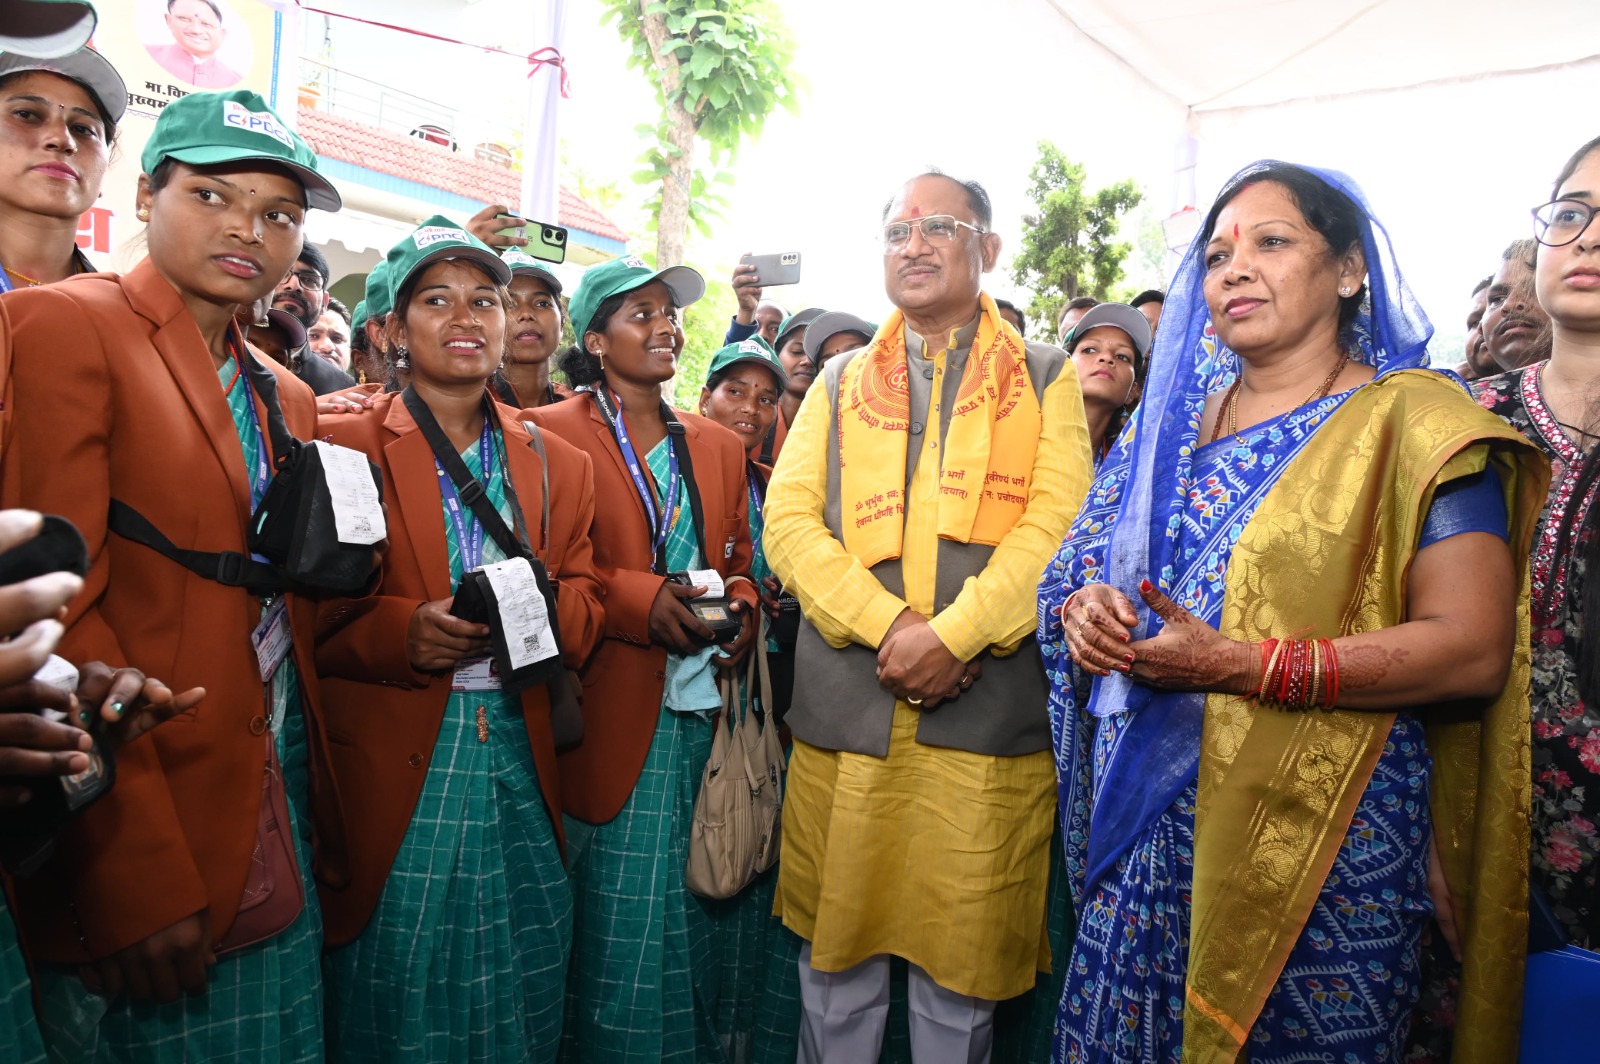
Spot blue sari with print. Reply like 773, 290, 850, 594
1037, 164, 1447, 1064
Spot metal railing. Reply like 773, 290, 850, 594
296, 56, 457, 144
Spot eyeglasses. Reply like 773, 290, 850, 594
171, 13, 220, 30
882, 215, 986, 253
1532, 199, 1599, 248
286, 268, 325, 291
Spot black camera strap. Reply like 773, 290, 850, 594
403, 386, 534, 563
105, 329, 298, 595
666, 411, 715, 570
106, 499, 284, 594
235, 333, 300, 475
758, 421, 776, 468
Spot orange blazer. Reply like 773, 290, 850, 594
0, 258, 343, 961
311, 391, 604, 946
531, 394, 757, 824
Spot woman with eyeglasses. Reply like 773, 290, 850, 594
0, 89, 343, 1061
536, 256, 757, 1062
1471, 135, 1600, 953
314, 220, 603, 1062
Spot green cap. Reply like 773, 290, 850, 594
1, 0, 97, 58
568, 255, 705, 342
351, 299, 367, 332
362, 260, 391, 320
140, 89, 341, 212
0, 45, 125, 123
774, 306, 825, 351
706, 335, 786, 388
384, 215, 510, 308
501, 248, 563, 295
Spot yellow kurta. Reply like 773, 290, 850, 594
769, 326, 1091, 1001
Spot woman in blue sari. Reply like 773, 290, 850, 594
1037, 163, 1544, 1063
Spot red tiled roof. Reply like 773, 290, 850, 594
296, 106, 630, 245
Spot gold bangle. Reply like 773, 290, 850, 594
1308, 639, 1323, 712
1261, 638, 1289, 703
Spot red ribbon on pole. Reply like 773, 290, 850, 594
295, 3, 571, 96
526, 46, 571, 98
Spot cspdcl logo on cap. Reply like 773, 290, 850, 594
621, 256, 648, 269
414, 226, 470, 248
739, 339, 766, 355
222, 101, 295, 150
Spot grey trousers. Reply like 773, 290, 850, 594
795, 942, 996, 1064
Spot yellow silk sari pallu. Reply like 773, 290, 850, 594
835, 292, 1040, 569
1182, 371, 1549, 1063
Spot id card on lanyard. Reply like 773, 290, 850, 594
593, 389, 679, 573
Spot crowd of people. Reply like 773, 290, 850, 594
0, 6, 1597, 1064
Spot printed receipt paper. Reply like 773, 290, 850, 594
315, 440, 387, 545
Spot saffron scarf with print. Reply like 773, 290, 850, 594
836, 292, 1039, 569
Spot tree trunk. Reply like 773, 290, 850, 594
638, 5, 696, 268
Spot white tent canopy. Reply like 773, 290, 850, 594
1046, 0, 1599, 115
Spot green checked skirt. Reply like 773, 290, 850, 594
561, 702, 724, 1063
325, 688, 572, 1063
36, 667, 325, 1064
0, 893, 46, 1064
706, 861, 804, 1064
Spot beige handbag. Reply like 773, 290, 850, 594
686, 620, 785, 899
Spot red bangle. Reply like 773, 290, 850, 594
1323, 638, 1340, 709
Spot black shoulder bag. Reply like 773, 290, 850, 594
404, 387, 565, 694
108, 341, 385, 595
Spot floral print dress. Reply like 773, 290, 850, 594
1473, 363, 1600, 946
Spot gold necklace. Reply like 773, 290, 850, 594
1215, 352, 1351, 446
3, 266, 44, 287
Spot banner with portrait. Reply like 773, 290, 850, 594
79, 0, 299, 268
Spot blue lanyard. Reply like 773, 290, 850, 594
746, 464, 764, 557
596, 389, 678, 569
0, 270, 12, 295
436, 419, 496, 573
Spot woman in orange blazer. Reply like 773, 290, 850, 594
313, 221, 603, 1062
533, 256, 756, 1062
0, 89, 344, 1061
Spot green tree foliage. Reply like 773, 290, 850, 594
1010, 142, 1143, 334
600, 0, 802, 267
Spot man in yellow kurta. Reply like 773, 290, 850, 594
763, 171, 1093, 1062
